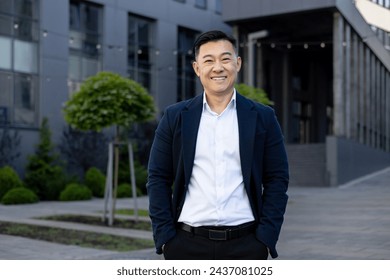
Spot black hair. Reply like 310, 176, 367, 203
193, 30, 237, 60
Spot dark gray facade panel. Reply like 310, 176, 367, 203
222, 0, 336, 22
326, 136, 390, 186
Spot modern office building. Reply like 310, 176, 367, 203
2, 0, 389, 186
0, 0, 230, 175
223, 0, 390, 185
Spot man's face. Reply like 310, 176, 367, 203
192, 40, 241, 97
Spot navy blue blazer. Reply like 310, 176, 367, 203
147, 92, 289, 258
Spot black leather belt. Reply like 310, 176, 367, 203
178, 222, 256, 241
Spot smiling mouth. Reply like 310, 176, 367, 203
211, 77, 227, 80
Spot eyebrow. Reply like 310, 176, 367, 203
201, 51, 233, 60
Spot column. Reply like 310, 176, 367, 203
282, 52, 289, 141
364, 47, 371, 145
358, 39, 365, 144
351, 32, 359, 140
370, 53, 377, 147
345, 24, 351, 139
386, 72, 390, 152
333, 12, 345, 137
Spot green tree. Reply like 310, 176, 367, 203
24, 118, 67, 200
63, 71, 156, 221
235, 83, 273, 106
63, 71, 155, 132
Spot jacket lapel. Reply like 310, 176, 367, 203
181, 95, 203, 185
236, 93, 257, 190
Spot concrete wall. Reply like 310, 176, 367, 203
326, 136, 390, 186
286, 144, 328, 186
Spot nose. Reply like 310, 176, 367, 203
213, 60, 224, 72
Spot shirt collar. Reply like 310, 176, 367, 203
202, 89, 237, 113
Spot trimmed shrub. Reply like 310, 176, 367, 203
118, 159, 148, 195
84, 167, 106, 197
116, 183, 131, 198
1, 187, 39, 205
235, 83, 273, 105
25, 164, 67, 201
59, 183, 92, 201
116, 183, 143, 198
0, 165, 24, 200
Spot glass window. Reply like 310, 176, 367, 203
0, 0, 39, 127
68, 55, 81, 80
83, 4, 100, 34
69, 2, 80, 30
14, 0, 38, 19
195, 0, 207, 9
128, 15, 154, 91
0, 36, 12, 69
177, 27, 198, 102
215, 0, 222, 14
14, 39, 38, 73
82, 56, 100, 80
0, 72, 13, 114
14, 17, 38, 40
0, 15, 13, 36
0, 0, 12, 14
68, 1, 102, 89
14, 73, 37, 125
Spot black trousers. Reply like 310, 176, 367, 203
163, 228, 269, 260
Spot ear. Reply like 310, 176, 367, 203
192, 61, 200, 77
236, 56, 242, 72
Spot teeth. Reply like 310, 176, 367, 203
212, 77, 225, 80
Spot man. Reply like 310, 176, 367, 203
147, 30, 288, 260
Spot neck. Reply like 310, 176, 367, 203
205, 91, 233, 114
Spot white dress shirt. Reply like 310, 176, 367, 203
178, 90, 255, 227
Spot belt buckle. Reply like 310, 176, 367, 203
208, 229, 228, 241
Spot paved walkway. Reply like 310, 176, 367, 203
0, 167, 389, 260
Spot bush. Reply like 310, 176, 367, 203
117, 183, 131, 198
235, 83, 273, 105
25, 164, 67, 200
84, 167, 106, 197
116, 183, 143, 198
59, 183, 92, 201
0, 165, 24, 200
1, 187, 39, 205
118, 158, 148, 195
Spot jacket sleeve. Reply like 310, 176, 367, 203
147, 109, 177, 254
257, 107, 289, 259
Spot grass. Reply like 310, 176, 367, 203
0, 214, 154, 252
115, 208, 149, 217
41, 214, 152, 231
